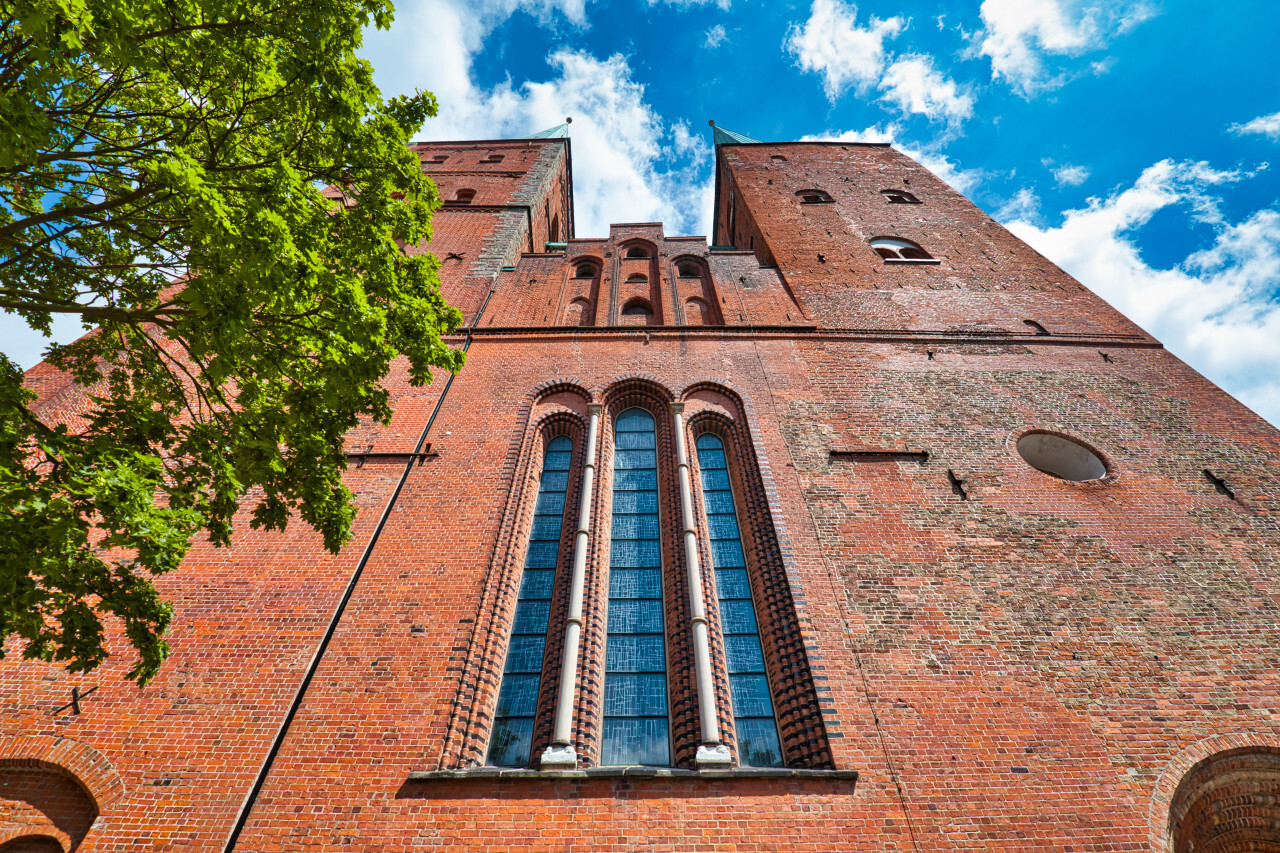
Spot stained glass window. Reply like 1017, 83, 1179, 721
696, 433, 783, 767
601, 408, 669, 765
488, 436, 573, 766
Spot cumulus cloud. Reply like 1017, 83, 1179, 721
974, 0, 1155, 94
786, 0, 972, 123
1230, 111, 1280, 141
1053, 163, 1090, 186
705, 24, 728, 48
878, 56, 975, 122
1003, 160, 1280, 425
785, 0, 902, 98
997, 186, 1041, 221
363, 0, 710, 237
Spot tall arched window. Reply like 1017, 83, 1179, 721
695, 433, 782, 766
488, 436, 574, 766
602, 408, 669, 765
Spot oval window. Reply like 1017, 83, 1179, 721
1016, 433, 1107, 481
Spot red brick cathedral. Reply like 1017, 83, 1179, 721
5, 125, 1280, 852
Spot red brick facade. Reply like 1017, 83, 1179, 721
3, 136, 1279, 851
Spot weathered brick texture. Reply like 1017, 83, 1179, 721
3, 136, 1278, 852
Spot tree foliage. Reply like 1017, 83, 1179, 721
0, 0, 462, 682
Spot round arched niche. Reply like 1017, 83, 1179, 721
1169, 748, 1280, 853
1016, 431, 1108, 481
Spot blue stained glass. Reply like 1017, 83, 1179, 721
711, 539, 746, 567
612, 514, 660, 539
488, 717, 534, 767
700, 469, 732, 491
702, 490, 736, 514
707, 513, 741, 540
523, 541, 560, 568
530, 514, 564, 541
609, 538, 661, 567
613, 469, 657, 491
736, 719, 783, 768
616, 409, 655, 432
695, 433, 723, 451
606, 635, 666, 672
607, 599, 664, 633
541, 470, 570, 491
603, 673, 669, 715
725, 635, 767, 673
511, 599, 551, 634
490, 436, 573, 768
615, 431, 656, 450
519, 569, 556, 598
715, 569, 752, 599
729, 674, 774, 717
544, 450, 573, 470
503, 635, 546, 673
720, 599, 759, 633
697, 448, 727, 469
535, 491, 566, 515
600, 718, 669, 766
615, 448, 658, 470
495, 673, 541, 716
611, 491, 658, 513
609, 569, 662, 598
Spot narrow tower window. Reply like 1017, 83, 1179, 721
625, 246, 650, 259
488, 436, 574, 766
574, 262, 597, 278
880, 188, 920, 204
695, 433, 782, 767
602, 408, 669, 766
869, 237, 933, 261
796, 189, 833, 204
677, 263, 701, 278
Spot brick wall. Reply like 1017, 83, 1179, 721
2, 137, 1278, 852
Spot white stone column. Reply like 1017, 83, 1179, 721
671, 402, 731, 767
540, 403, 601, 769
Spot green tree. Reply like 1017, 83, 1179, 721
0, 0, 462, 683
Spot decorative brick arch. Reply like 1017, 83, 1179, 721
1149, 732, 1280, 853
0, 826, 72, 852
0, 736, 124, 810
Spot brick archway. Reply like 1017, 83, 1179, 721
1150, 733, 1280, 853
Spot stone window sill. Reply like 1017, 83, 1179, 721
407, 766, 858, 784
884, 258, 941, 265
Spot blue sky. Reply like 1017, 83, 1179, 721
6, 0, 1278, 425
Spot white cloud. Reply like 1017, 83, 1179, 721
800, 123, 984, 194
878, 56, 974, 123
1053, 163, 1090, 186
362, 1, 709, 238
785, 0, 903, 98
1230, 111, 1280, 141
704, 24, 728, 48
1003, 159, 1280, 426
786, 0, 971, 124
974, 0, 1155, 94
996, 186, 1041, 221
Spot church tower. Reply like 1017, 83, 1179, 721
2, 125, 1278, 853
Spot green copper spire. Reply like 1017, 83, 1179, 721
708, 120, 760, 145
527, 118, 572, 139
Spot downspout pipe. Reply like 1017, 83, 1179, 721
671, 402, 732, 766
540, 403, 601, 768
223, 290, 494, 851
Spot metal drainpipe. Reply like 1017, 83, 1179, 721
540, 402, 601, 768
222, 290, 494, 851
671, 402, 731, 766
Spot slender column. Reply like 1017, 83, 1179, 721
671, 403, 732, 766
540, 404, 601, 768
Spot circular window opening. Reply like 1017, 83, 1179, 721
1016, 433, 1107, 481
